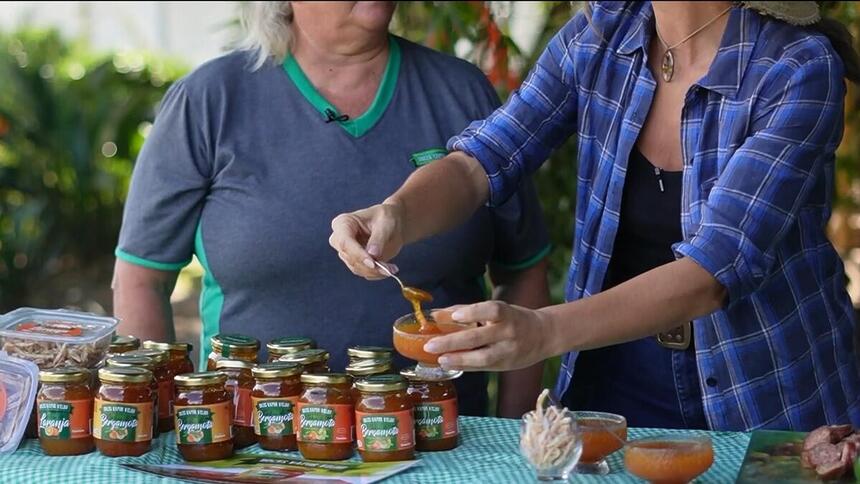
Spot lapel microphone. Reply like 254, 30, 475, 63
324, 108, 350, 123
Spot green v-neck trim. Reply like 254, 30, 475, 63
283, 36, 400, 138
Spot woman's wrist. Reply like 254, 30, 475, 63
535, 305, 570, 358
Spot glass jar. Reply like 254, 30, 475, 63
297, 373, 354, 460
278, 349, 330, 374
173, 372, 234, 462
207, 334, 260, 370
401, 367, 459, 451
37, 367, 95, 456
126, 349, 174, 432
346, 360, 394, 401
143, 341, 195, 375
267, 337, 315, 362
105, 355, 160, 436
94, 367, 154, 457
108, 335, 140, 355
250, 362, 303, 451
355, 375, 415, 462
216, 359, 257, 449
347, 346, 393, 365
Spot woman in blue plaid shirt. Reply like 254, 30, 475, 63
331, 2, 860, 431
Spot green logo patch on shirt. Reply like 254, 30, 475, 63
410, 148, 447, 167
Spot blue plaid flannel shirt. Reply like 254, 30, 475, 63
449, 2, 860, 431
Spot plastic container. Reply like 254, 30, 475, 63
0, 308, 118, 370
0, 351, 39, 455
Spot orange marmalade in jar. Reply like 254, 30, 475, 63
346, 360, 394, 401
250, 362, 303, 451
297, 373, 354, 460
401, 367, 458, 451
207, 334, 260, 370
267, 337, 315, 362
94, 367, 154, 457
173, 372, 234, 462
355, 375, 415, 462
143, 341, 195, 376
105, 355, 160, 436
216, 359, 256, 449
108, 335, 140, 355
279, 349, 330, 374
126, 349, 174, 432
37, 368, 95, 456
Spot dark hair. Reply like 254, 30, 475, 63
809, 16, 860, 84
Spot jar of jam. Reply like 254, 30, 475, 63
216, 359, 257, 449
346, 360, 394, 401
347, 346, 393, 365
37, 367, 95, 456
173, 372, 234, 461
108, 335, 140, 355
267, 337, 315, 362
143, 341, 195, 375
297, 373, 354, 460
250, 362, 303, 451
126, 349, 174, 432
94, 367, 154, 457
105, 355, 160, 436
354, 375, 415, 462
278, 349, 330, 374
401, 367, 458, 451
207, 334, 260, 370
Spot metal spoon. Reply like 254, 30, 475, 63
374, 260, 404, 289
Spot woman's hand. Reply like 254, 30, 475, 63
423, 301, 556, 372
329, 201, 405, 280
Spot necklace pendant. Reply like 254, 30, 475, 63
661, 49, 675, 82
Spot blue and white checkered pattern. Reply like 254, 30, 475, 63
449, 1, 860, 432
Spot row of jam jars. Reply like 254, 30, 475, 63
207, 334, 260, 370
173, 372, 234, 461
267, 337, 315, 362
143, 341, 195, 375
125, 348, 174, 432
279, 349, 330, 373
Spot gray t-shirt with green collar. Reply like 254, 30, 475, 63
116, 36, 550, 415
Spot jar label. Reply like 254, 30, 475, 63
356, 410, 415, 451
38, 399, 92, 439
252, 396, 297, 436
93, 399, 153, 442
297, 403, 354, 443
234, 387, 253, 427
157, 380, 174, 419
174, 401, 233, 444
415, 398, 458, 440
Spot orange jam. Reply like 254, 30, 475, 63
105, 354, 160, 436
94, 367, 154, 457
401, 367, 458, 451
173, 372, 234, 462
143, 341, 195, 376
579, 417, 627, 463
297, 373, 354, 461
126, 349, 174, 432
250, 362, 303, 451
108, 335, 140, 355
37, 368, 95, 456
401, 286, 433, 329
355, 375, 415, 462
278, 349, 330, 374
267, 337, 315, 362
393, 312, 473, 365
624, 437, 714, 484
216, 359, 257, 449
207, 334, 260, 370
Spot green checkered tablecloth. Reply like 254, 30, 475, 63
0, 417, 749, 483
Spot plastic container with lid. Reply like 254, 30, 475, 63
0, 308, 118, 369
0, 351, 39, 455
108, 335, 140, 355
126, 349, 174, 432
267, 337, 315, 362
401, 366, 458, 451
250, 362, 303, 451
207, 334, 260, 370
278, 349, 330, 374
347, 346, 394, 365
37, 367, 95, 456
354, 374, 415, 462
216, 359, 257, 449
297, 373, 354, 461
173, 372, 234, 462
142, 341, 194, 376
94, 367, 154, 457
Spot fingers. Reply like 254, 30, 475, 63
438, 347, 504, 371
423, 325, 499, 354
365, 208, 396, 260
450, 300, 509, 324
330, 213, 379, 279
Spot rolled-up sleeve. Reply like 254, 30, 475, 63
447, 15, 583, 207
675, 56, 844, 304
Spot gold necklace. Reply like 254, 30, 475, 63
655, 6, 733, 82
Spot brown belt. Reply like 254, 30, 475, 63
657, 322, 691, 350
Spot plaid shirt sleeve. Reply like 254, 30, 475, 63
447, 16, 584, 207
675, 55, 845, 304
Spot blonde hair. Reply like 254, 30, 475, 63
241, 1, 294, 70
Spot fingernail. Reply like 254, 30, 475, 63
363, 258, 375, 269
438, 356, 451, 367
424, 341, 439, 353
451, 310, 464, 321
389, 264, 399, 274
367, 244, 381, 257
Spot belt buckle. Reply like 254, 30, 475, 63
657, 322, 691, 350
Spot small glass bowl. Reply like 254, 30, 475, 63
520, 408, 583, 481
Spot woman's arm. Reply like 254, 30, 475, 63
112, 259, 179, 343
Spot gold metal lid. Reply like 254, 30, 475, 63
211, 334, 260, 354
267, 337, 315, 355
106, 355, 156, 371
252, 362, 303, 379
355, 374, 407, 392
300, 373, 350, 385
39, 367, 90, 384
347, 346, 393, 360
215, 359, 255, 370
109, 335, 140, 353
98, 367, 152, 384
142, 340, 192, 353
125, 349, 168, 365
345, 359, 393, 377
278, 349, 329, 365
174, 371, 228, 388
